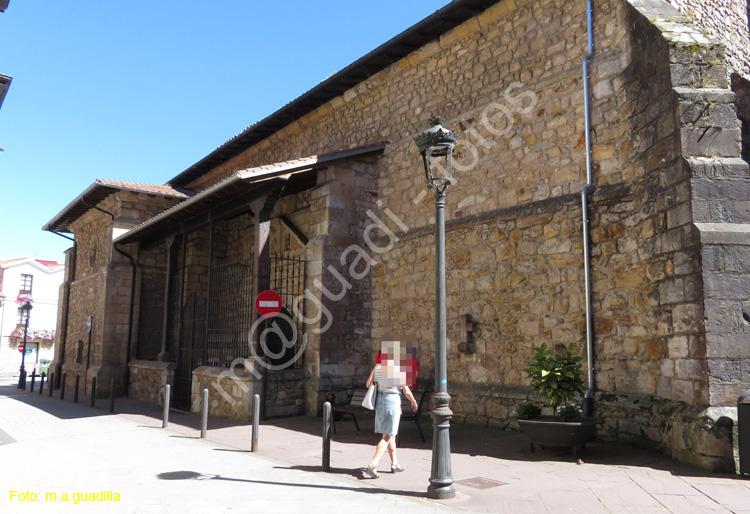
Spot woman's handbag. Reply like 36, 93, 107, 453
362, 382, 378, 410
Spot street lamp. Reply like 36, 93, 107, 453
17, 301, 32, 389
414, 116, 459, 499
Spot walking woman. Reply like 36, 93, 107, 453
363, 353, 418, 478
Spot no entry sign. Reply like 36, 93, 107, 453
255, 290, 282, 318
18, 343, 24, 353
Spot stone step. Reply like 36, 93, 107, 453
685, 156, 749, 178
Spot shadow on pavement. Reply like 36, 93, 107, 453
155, 470, 425, 497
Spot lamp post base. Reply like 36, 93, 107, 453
427, 483, 456, 500
427, 391, 455, 499
17, 365, 26, 389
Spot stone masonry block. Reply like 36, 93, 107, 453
706, 333, 750, 359
703, 273, 750, 300
681, 128, 741, 158
691, 178, 750, 201
685, 157, 750, 178
692, 200, 750, 223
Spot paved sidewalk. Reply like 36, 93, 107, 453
1, 377, 749, 513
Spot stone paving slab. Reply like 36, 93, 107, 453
1, 378, 749, 513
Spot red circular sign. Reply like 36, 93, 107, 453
18, 343, 24, 353
255, 290, 282, 318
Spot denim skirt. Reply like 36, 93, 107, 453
374, 391, 401, 435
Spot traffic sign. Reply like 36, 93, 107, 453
18, 343, 24, 353
255, 290, 282, 318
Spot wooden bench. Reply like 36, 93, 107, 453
331, 388, 428, 443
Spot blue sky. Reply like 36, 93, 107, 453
0, 1, 450, 264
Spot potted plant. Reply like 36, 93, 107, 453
516, 342, 603, 457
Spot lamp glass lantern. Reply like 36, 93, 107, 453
414, 116, 459, 191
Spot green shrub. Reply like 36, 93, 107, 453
559, 404, 582, 422
523, 343, 584, 418
516, 402, 541, 420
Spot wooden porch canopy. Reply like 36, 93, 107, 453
113, 142, 387, 246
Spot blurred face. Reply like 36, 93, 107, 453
380, 337, 416, 387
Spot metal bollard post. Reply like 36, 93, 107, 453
322, 401, 331, 472
201, 388, 209, 438
30, 370, 37, 392
74, 375, 80, 403
39, 372, 45, 395
49, 372, 54, 397
163, 384, 171, 428
251, 394, 260, 452
109, 378, 116, 414
90, 377, 97, 408
60, 374, 67, 400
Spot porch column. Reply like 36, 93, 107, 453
158, 234, 176, 362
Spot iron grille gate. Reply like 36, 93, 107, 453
136, 267, 165, 360
206, 257, 254, 366
268, 254, 306, 369
174, 292, 206, 410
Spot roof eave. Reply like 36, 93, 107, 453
43, 181, 191, 234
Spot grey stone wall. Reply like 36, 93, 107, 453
666, 0, 750, 80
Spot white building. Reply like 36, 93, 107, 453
0, 258, 64, 374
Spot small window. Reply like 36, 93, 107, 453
17, 307, 29, 326
20, 274, 33, 294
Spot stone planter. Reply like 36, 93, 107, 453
518, 416, 604, 458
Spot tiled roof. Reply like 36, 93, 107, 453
0, 258, 26, 267
43, 180, 194, 233
115, 142, 387, 245
0, 258, 64, 271
94, 180, 192, 198
35, 260, 62, 269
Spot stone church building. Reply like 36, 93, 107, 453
44, 0, 750, 472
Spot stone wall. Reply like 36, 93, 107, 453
666, 0, 750, 80
191, 365, 261, 420
128, 360, 174, 405
265, 368, 310, 417
593, 391, 735, 472
734, 74, 750, 162
302, 159, 379, 414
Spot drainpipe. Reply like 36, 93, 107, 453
81, 199, 137, 396
581, 0, 596, 417
51, 230, 76, 389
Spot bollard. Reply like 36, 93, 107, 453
322, 401, 331, 472
162, 384, 171, 429
60, 374, 67, 400
201, 388, 209, 438
49, 372, 54, 397
90, 377, 97, 408
74, 375, 80, 403
39, 372, 45, 395
109, 378, 116, 414
251, 394, 260, 452
30, 370, 37, 393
